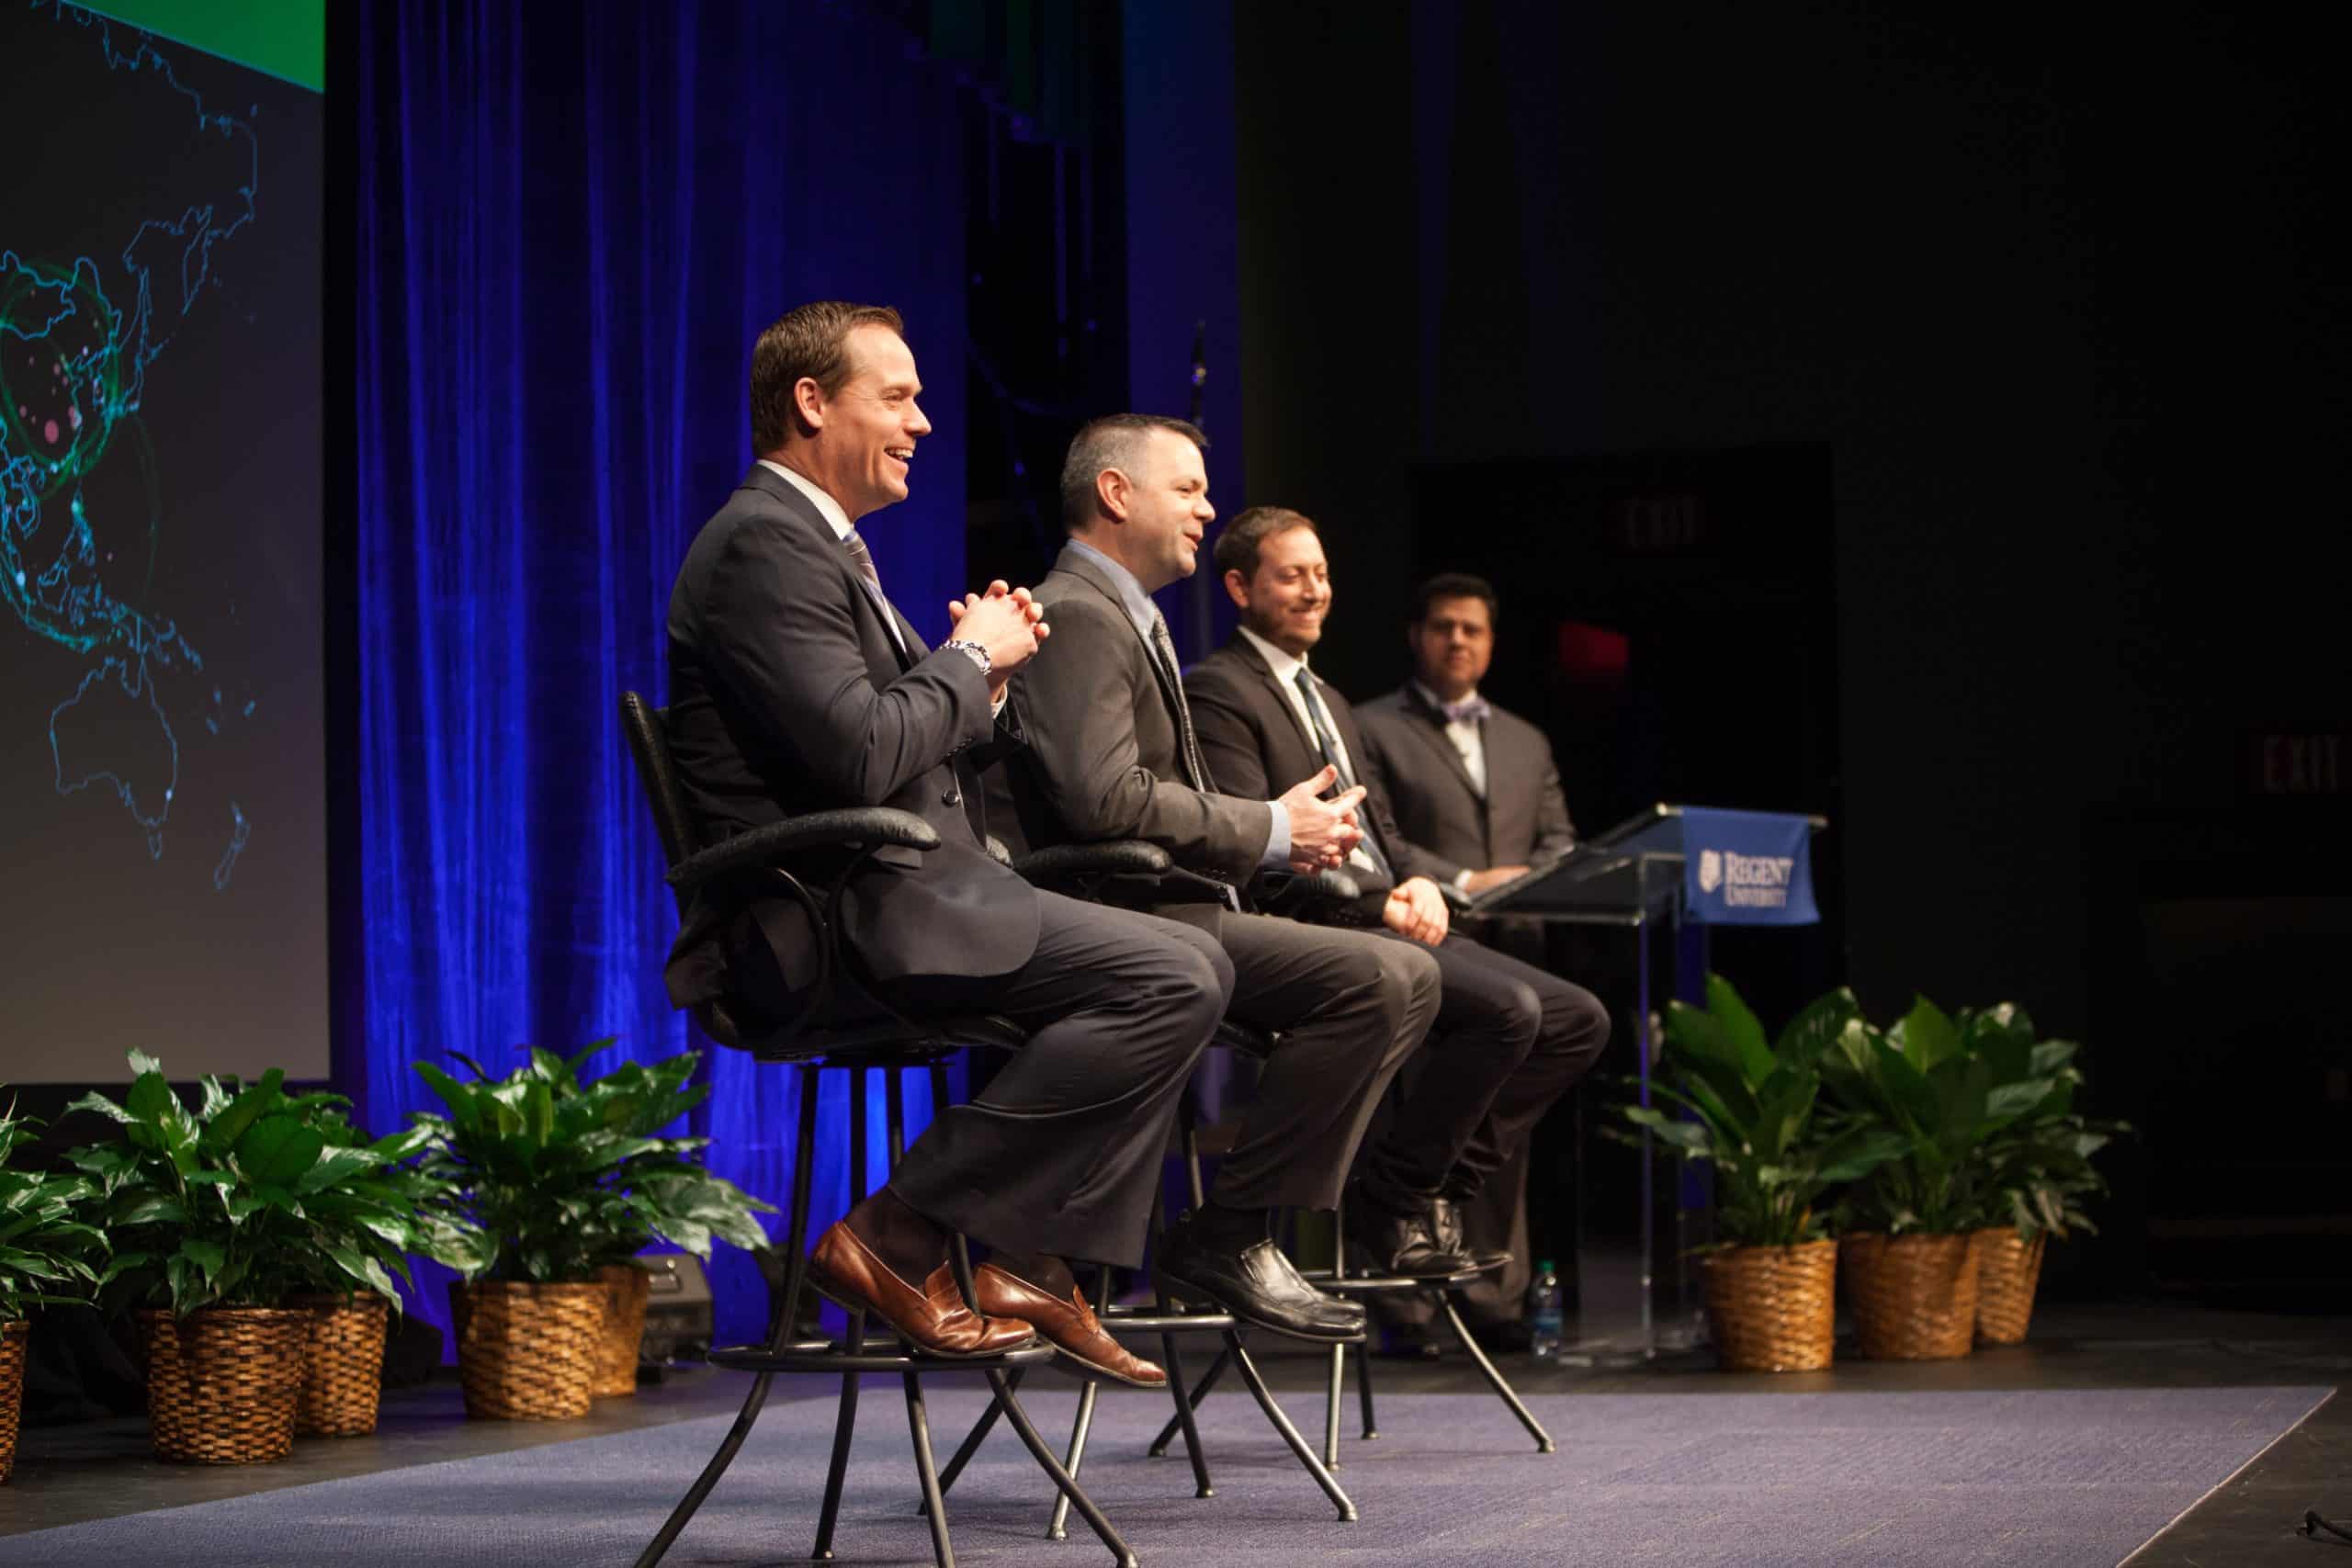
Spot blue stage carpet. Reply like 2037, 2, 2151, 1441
2, 1383, 2329, 1566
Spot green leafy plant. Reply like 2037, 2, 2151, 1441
68, 1052, 486, 1315
1816, 997, 2061, 1235
411, 1043, 775, 1284
1959, 1004, 2127, 1239
2, 1096, 107, 1321
1611, 977, 1907, 1247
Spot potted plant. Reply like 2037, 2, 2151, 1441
2, 1096, 107, 1483
67, 1054, 452, 1462
412, 1043, 773, 1416
280, 1099, 492, 1436
1959, 1005, 2124, 1344
1817, 998, 2058, 1359
1614, 978, 1905, 1371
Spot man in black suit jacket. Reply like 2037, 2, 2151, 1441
1183, 509, 1609, 1306
665, 304, 1235, 1379
990, 414, 1442, 1344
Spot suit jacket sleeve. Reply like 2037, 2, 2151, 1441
698, 513, 996, 807
1528, 729, 1577, 861
1009, 593, 1272, 876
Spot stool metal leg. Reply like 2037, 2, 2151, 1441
924, 1370, 1015, 1509
1045, 1269, 1117, 1540
1437, 1291, 1554, 1453
1323, 1343, 1345, 1467
633, 1066, 823, 1568
1148, 1189, 1214, 1495
1145, 1343, 1231, 1457
1227, 1332, 1357, 1521
905, 1371, 956, 1568
811, 1066, 874, 1561
1352, 1338, 1378, 1440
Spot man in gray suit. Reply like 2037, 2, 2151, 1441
990, 413, 1442, 1344
665, 305, 1235, 1377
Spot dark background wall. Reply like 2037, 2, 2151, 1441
1235, 1, 2347, 1290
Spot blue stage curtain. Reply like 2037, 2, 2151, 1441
355, 0, 969, 1348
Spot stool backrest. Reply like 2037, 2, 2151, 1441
619, 692, 701, 917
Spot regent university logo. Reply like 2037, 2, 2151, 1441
1697, 846, 1796, 908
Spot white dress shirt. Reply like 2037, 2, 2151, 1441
1238, 626, 1385, 882
1411, 679, 1488, 797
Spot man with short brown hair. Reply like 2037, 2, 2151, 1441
1185, 507, 1608, 1314
663, 307, 1231, 1385
990, 414, 1442, 1345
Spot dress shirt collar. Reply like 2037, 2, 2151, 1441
757, 458, 854, 542
1063, 535, 1162, 641
1238, 624, 1315, 693
1413, 679, 1488, 726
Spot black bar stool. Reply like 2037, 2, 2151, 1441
621, 693, 1136, 1568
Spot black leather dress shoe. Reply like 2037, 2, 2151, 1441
1156, 1218, 1365, 1343
1429, 1194, 1514, 1273
1346, 1192, 1474, 1278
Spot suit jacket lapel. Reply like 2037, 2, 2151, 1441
1399, 683, 1485, 801
1233, 638, 1319, 757
1055, 546, 1184, 728
740, 465, 915, 674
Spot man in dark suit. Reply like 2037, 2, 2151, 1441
991, 414, 1442, 1344
1355, 572, 1577, 897
664, 304, 1232, 1386
1183, 510, 1609, 1344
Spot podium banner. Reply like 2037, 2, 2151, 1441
1679, 807, 1818, 925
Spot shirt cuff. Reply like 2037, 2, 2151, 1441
1259, 801, 1292, 868
1453, 868, 1474, 890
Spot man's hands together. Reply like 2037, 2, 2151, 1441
947, 579, 1050, 698
1383, 875, 1451, 946
1277, 765, 1364, 872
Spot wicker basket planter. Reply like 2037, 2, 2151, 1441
2, 1320, 28, 1483
451, 1280, 603, 1420
291, 1292, 390, 1436
137, 1307, 310, 1464
1972, 1225, 2047, 1345
1700, 1239, 1837, 1371
592, 1264, 651, 1397
1838, 1232, 1984, 1360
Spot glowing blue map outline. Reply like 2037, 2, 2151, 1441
2, 2, 261, 877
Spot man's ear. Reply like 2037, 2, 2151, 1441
791, 376, 826, 434
1222, 568, 1251, 611
1095, 466, 1131, 524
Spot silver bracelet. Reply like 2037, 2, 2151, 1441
941, 637, 992, 678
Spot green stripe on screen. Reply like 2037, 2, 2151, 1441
80, 0, 324, 93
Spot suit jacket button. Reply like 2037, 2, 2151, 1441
943, 789, 962, 807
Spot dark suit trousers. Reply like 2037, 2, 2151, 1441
1157, 907, 1442, 1212
740, 891, 1232, 1269
1358, 931, 1609, 1210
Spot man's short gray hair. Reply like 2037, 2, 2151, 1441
1059, 413, 1208, 530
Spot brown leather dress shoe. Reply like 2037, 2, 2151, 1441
972, 1264, 1168, 1389
807, 1221, 1035, 1359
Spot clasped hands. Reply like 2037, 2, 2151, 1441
945, 579, 1050, 698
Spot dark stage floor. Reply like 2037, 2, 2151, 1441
5, 1300, 2345, 1564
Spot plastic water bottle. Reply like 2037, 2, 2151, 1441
1528, 1258, 1564, 1359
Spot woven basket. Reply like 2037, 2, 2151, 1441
1838, 1232, 1983, 1360
291, 1292, 390, 1436
1700, 1240, 1837, 1371
453, 1280, 603, 1421
1973, 1225, 2047, 1345
2, 1319, 27, 1483
592, 1264, 651, 1398
137, 1307, 309, 1464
